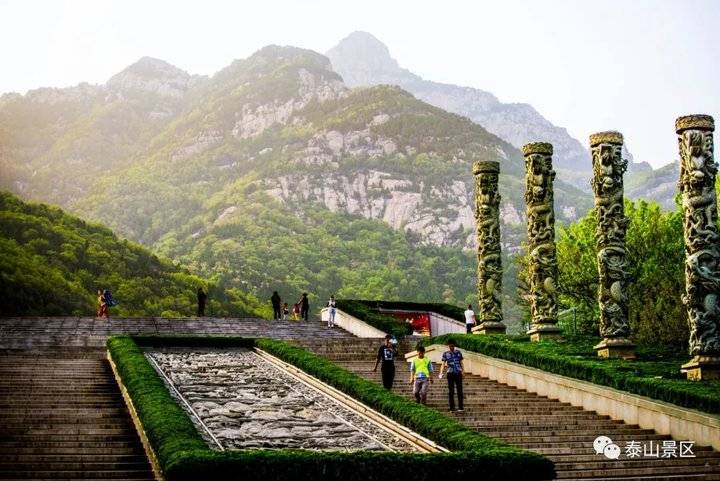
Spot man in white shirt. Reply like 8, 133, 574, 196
464, 304, 476, 334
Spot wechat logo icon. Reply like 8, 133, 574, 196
594, 435, 621, 459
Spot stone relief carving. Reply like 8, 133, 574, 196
676, 115, 720, 359
523, 143, 560, 338
473, 161, 504, 329
590, 132, 632, 348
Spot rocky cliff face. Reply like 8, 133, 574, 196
327, 31, 651, 190
0, 45, 590, 251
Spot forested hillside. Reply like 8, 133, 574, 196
0, 192, 269, 318
0, 45, 589, 327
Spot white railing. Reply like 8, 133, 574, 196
428, 311, 467, 336
321, 308, 387, 337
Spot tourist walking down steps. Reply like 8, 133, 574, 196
409, 346, 433, 404
373, 335, 397, 390
439, 339, 464, 412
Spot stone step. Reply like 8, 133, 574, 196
306, 337, 720, 480
554, 463, 720, 479
0, 469, 156, 479
0, 439, 144, 447
0, 348, 153, 480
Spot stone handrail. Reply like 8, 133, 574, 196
417, 344, 720, 450
321, 307, 387, 337
427, 311, 466, 336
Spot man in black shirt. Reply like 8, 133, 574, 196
373, 334, 397, 390
299, 293, 309, 321
197, 288, 207, 317
271, 291, 281, 320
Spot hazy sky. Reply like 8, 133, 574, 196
1, 0, 718, 168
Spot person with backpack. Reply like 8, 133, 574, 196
102, 289, 117, 319
373, 335, 397, 390
197, 288, 208, 317
438, 339, 465, 412
408, 346, 433, 404
271, 291, 282, 320
326, 295, 337, 327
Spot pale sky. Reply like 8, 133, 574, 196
1, 0, 718, 168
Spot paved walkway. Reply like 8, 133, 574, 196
0, 317, 350, 351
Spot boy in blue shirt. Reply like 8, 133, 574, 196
438, 339, 464, 412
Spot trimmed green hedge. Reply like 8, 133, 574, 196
421, 334, 720, 414
336, 299, 470, 337
108, 335, 555, 481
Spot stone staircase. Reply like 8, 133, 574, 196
0, 349, 154, 480
298, 337, 720, 481
0, 317, 352, 480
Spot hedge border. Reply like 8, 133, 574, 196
107, 335, 554, 481
420, 334, 720, 415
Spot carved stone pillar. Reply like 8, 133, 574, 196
523, 142, 562, 341
676, 115, 720, 380
590, 131, 635, 359
472, 161, 506, 334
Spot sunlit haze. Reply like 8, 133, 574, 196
1, 0, 718, 167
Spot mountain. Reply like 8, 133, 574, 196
326, 31, 652, 188
0, 45, 596, 329
0, 191, 268, 317
626, 161, 679, 209
0, 57, 205, 206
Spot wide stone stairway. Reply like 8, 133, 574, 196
0, 349, 154, 480
299, 337, 720, 481
0, 318, 350, 480
2, 318, 719, 480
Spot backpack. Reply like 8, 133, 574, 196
104, 290, 118, 307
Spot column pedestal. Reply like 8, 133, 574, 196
593, 337, 636, 360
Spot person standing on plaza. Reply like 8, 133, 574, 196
326, 295, 337, 327
96, 289, 107, 318
271, 291, 281, 321
408, 346, 433, 404
373, 334, 397, 390
464, 304, 476, 334
197, 287, 207, 317
438, 339, 465, 411
299, 293, 309, 321
282, 302, 289, 320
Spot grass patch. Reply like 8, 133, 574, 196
420, 334, 720, 414
108, 335, 554, 481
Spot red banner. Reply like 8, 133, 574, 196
388, 311, 430, 336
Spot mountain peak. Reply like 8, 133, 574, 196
327, 32, 409, 86
107, 57, 193, 98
